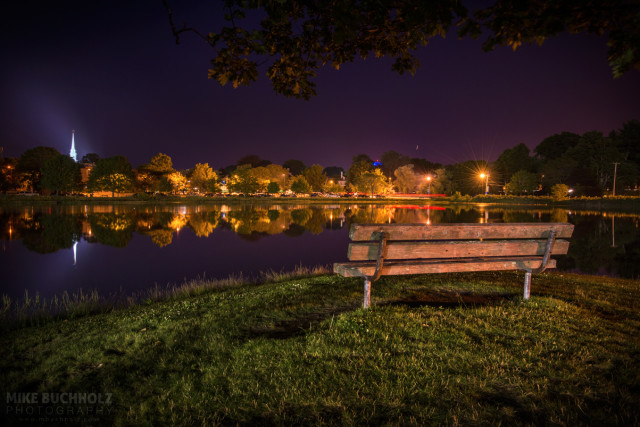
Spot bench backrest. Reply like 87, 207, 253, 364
347, 223, 574, 262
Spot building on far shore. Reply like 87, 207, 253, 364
80, 162, 94, 186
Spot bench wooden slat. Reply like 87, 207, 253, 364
348, 239, 570, 261
350, 223, 574, 241
334, 257, 557, 277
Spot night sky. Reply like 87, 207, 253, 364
2, 0, 639, 171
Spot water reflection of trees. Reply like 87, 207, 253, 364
1, 204, 638, 278
89, 213, 134, 247
22, 214, 81, 254
560, 214, 640, 278
189, 212, 219, 237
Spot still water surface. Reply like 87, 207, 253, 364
1, 203, 638, 299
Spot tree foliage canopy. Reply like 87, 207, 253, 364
303, 164, 327, 191
459, 0, 640, 78
534, 132, 581, 161
393, 164, 419, 193
267, 181, 280, 193
228, 164, 261, 193
17, 146, 60, 191
250, 164, 289, 189
613, 119, 640, 164
290, 175, 312, 194
381, 150, 410, 178
355, 169, 392, 195
41, 154, 81, 194
165, 0, 639, 99
145, 153, 175, 175
495, 143, 536, 183
88, 156, 134, 195
283, 159, 306, 175
167, 171, 189, 193
237, 154, 269, 168
346, 154, 373, 187
190, 163, 218, 192
505, 170, 539, 195
444, 160, 489, 196
18, 146, 60, 173
322, 166, 344, 179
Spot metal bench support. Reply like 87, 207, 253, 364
364, 279, 371, 309
357, 231, 388, 308
523, 229, 557, 300
524, 271, 532, 299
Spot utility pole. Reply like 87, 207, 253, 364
612, 162, 620, 196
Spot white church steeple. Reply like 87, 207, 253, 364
70, 130, 77, 162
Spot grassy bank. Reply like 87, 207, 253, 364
0, 265, 331, 330
1, 271, 638, 425
2, 193, 640, 211
468, 194, 640, 211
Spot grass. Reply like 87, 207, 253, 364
1, 270, 638, 425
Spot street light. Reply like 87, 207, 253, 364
479, 173, 489, 195
426, 175, 432, 195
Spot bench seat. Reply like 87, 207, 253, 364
334, 256, 556, 277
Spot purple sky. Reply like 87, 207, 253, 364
2, 1, 639, 170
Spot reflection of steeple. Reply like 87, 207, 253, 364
73, 241, 78, 265
70, 130, 77, 162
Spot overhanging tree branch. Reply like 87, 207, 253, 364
163, 0, 639, 99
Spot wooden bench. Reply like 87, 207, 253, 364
334, 223, 574, 308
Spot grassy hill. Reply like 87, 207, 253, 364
1, 271, 639, 425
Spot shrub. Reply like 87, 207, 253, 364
551, 184, 569, 201
267, 182, 280, 194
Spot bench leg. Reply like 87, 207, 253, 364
363, 279, 371, 309
523, 271, 532, 300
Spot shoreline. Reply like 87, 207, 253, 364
1, 265, 332, 331
2, 194, 640, 211
2, 265, 637, 330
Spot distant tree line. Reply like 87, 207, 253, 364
1, 119, 638, 197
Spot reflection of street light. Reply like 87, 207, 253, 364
479, 173, 489, 195
426, 176, 432, 194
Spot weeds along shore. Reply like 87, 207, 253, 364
0, 264, 332, 330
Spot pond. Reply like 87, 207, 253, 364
1, 202, 638, 299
